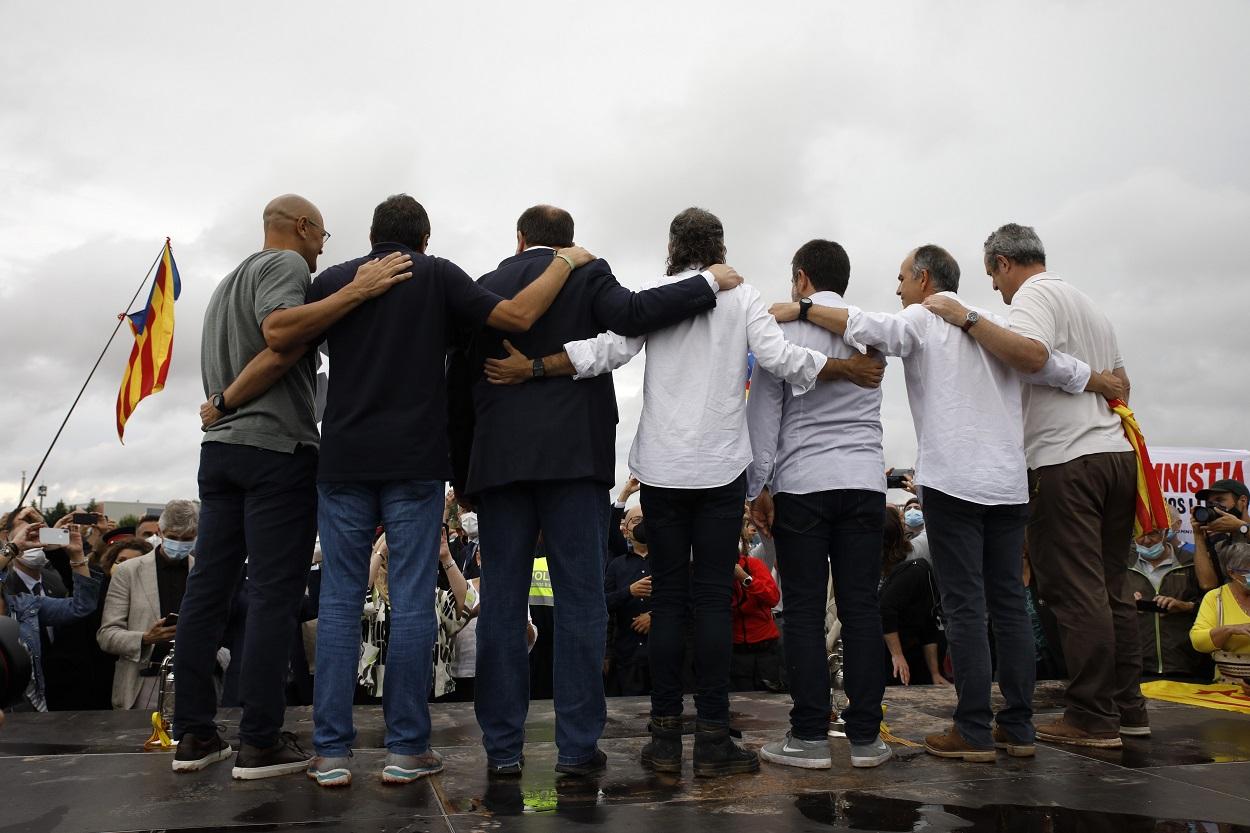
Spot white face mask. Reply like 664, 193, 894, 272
146, 534, 163, 548
18, 547, 49, 569
460, 513, 479, 537
161, 538, 196, 560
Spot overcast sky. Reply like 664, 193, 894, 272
2, 1, 1247, 511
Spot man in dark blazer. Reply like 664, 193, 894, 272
450, 204, 740, 776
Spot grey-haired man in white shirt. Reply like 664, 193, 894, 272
770, 243, 1125, 763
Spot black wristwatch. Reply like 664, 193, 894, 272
532, 358, 546, 378
741, 574, 753, 587
798, 297, 813, 321
211, 392, 237, 415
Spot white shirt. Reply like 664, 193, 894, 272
1007, 272, 1132, 469
844, 292, 1090, 506
565, 271, 828, 489
745, 290, 886, 499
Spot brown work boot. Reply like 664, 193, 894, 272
1035, 717, 1122, 748
991, 725, 1036, 758
924, 725, 996, 763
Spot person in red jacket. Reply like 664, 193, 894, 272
730, 524, 783, 691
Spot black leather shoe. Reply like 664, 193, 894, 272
488, 753, 525, 777
231, 732, 313, 780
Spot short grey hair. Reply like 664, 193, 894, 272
1218, 542, 1250, 576
159, 499, 199, 538
911, 244, 960, 292
983, 223, 1046, 269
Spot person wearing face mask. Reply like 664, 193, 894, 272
97, 499, 198, 711
902, 500, 931, 564
1126, 527, 1209, 681
0, 520, 100, 711
1190, 543, 1250, 684
1190, 479, 1250, 592
453, 510, 481, 580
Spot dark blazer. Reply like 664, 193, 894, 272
451, 249, 716, 496
3, 566, 68, 599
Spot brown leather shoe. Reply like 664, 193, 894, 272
991, 725, 1036, 758
1035, 718, 1122, 748
924, 725, 996, 763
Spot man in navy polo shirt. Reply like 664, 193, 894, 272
304, 194, 592, 788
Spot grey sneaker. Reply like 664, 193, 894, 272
307, 756, 352, 787
382, 749, 444, 784
759, 732, 832, 769
849, 736, 892, 768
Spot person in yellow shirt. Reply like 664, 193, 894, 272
1189, 543, 1250, 683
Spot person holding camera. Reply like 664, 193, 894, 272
1191, 479, 1250, 592
0, 519, 100, 711
97, 500, 198, 711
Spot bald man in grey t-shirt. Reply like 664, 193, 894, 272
174, 194, 412, 781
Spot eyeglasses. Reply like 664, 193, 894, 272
303, 217, 332, 243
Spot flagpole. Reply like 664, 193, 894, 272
7, 240, 169, 522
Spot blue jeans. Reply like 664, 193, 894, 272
314, 479, 443, 757
772, 489, 887, 745
475, 480, 608, 767
922, 486, 1033, 748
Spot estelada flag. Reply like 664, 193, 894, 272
1140, 679, 1250, 715
1109, 398, 1170, 537
116, 239, 180, 442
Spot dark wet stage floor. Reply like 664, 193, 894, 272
3, 681, 1250, 832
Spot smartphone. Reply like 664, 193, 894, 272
39, 527, 70, 546
72, 512, 99, 525
887, 468, 915, 489
164, 612, 179, 625
1135, 598, 1163, 613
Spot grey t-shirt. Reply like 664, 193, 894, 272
200, 249, 318, 453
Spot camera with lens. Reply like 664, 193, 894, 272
1193, 505, 1225, 525
0, 616, 33, 707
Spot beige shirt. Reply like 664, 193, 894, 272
1008, 273, 1131, 469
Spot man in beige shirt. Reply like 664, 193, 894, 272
924, 223, 1142, 749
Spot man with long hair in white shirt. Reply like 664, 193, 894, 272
482, 208, 873, 777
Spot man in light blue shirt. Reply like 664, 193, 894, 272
746, 239, 894, 770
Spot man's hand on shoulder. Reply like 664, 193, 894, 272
348, 251, 414, 300
708, 264, 743, 292
921, 295, 968, 326
556, 246, 595, 270
484, 340, 535, 386
769, 301, 800, 323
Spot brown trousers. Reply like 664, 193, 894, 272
1027, 450, 1146, 734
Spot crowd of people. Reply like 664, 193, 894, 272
2, 195, 1248, 786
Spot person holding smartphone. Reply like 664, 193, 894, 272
97, 500, 198, 711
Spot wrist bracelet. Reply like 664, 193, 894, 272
555, 253, 577, 271
69, 559, 88, 567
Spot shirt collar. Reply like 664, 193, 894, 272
522, 245, 555, 253
16, 568, 40, 591
807, 290, 846, 305
1138, 551, 1177, 572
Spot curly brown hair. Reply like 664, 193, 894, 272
666, 207, 726, 276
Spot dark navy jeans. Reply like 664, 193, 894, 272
641, 472, 747, 725
175, 442, 317, 748
922, 486, 1033, 747
475, 479, 608, 767
772, 489, 886, 744
314, 479, 443, 757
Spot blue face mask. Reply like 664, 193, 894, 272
1136, 541, 1166, 561
161, 538, 195, 560
904, 508, 924, 529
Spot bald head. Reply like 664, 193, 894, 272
263, 194, 322, 232
261, 194, 326, 271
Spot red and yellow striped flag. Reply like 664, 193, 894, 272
1109, 398, 1169, 537
116, 239, 181, 442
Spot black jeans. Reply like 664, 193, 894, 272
174, 442, 318, 747
641, 472, 746, 725
922, 486, 1032, 747
773, 489, 886, 744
